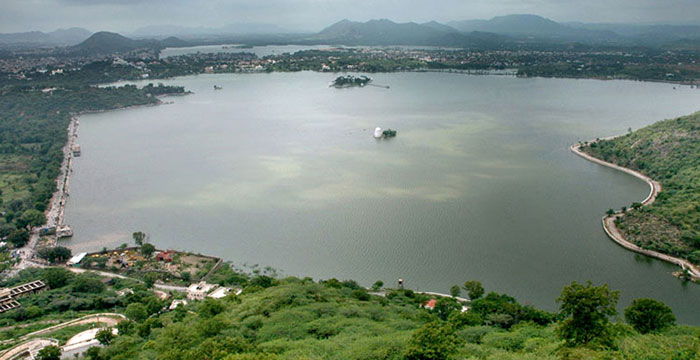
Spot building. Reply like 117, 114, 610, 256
187, 281, 219, 301
169, 299, 188, 310
420, 299, 438, 310
207, 287, 232, 299
155, 250, 174, 262
0, 280, 46, 313
67, 252, 87, 266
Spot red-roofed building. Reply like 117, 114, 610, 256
421, 299, 438, 310
156, 250, 174, 262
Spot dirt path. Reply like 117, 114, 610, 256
570, 142, 700, 280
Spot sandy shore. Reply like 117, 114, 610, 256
570, 141, 700, 280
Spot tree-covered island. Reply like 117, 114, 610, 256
330, 75, 372, 88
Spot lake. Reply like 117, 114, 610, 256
63, 72, 700, 324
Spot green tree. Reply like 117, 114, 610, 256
37, 345, 61, 360
37, 246, 72, 263
557, 281, 619, 347
606, 208, 615, 216
7, 229, 29, 247
43, 267, 72, 288
463, 280, 484, 300
132, 231, 146, 246
372, 280, 384, 290
631, 202, 643, 210
125, 303, 148, 322
405, 321, 461, 360
85, 346, 102, 360
141, 243, 156, 258
450, 285, 461, 297
143, 272, 157, 289
96, 327, 115, 345
434, 297, 462, 321
624, 298, 676, 334
18, 209, 46, 229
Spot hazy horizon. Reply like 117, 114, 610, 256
2, 0, 700, 34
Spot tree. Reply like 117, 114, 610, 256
405, 321, 461, 360
85, 346, 102, 360
125, 303, 148, 322
18, 209, 46, 229
463, 280, 484, 300
606, 208, 615, 216
450, 285, 461, 297
143, 272, 157, 289
434, 297, 462, 321
624, 298, 676, 334
141, 243, 155, 258
44, 267, 72, 288
7, 229, 29, 247
621, 206, 627, 213
37, 345, 61, 360
37, 246, 72, 263
96, 327, 115, 345
631, 202, 643, 210
372, 280, 384, 290
557, 281, 619, 347
132, 231, 146, 246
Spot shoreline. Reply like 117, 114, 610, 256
10, 97, 180, 275
570, 141, 700, 281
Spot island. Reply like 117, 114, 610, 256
330, 75, 372, 88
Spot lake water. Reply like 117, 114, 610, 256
64, 72, 700, 324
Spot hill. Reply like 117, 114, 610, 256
4, 267, 697, 360
0, 27, 92, 48
448, 14, 618, 43
311, 19, 505, 47
69, 32, 187, 56
581, 112, 700, 265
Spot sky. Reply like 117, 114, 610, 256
1, 0, 699, 33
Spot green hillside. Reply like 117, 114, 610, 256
582, 112, 700, 265
3, 267, 699, 359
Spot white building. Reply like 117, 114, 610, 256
187, 281, 218, 301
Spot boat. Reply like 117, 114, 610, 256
213, 85, 222, 90
374, 127, 383, 138
56, 225, 73, 238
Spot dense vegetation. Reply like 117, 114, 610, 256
35, 273, 693, 360
581, 112, 699, 265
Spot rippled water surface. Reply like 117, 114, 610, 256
64, 72, 700, 323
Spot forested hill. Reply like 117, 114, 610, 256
12, 269, 694, 360
582, 112, 699, 265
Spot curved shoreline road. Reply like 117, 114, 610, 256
570, 142, 700, 280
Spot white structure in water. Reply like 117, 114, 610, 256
374, 127, 383, 138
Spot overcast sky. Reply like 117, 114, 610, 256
1, 0, 699, 33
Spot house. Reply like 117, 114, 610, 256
420, 299, 438, 310
67, 252, 87, 266
155, 250, 174, 262
187, 281, 218, 301
169, 299, 188, 310
207, 287, 233, 299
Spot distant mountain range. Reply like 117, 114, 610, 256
0, 27, 92, 47
4, 14, 700, 54
307, 19, 504, 47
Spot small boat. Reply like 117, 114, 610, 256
374, 127, 383, 138
213, 85, 222, 90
